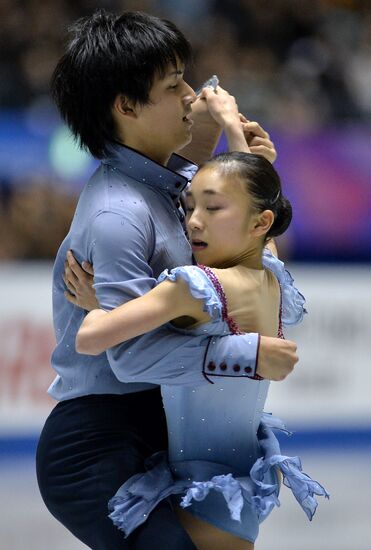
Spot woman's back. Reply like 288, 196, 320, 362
213, 264, 280, 337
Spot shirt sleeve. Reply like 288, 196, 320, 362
89, 209, 259, 386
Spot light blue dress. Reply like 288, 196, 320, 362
108, 251, 329, 543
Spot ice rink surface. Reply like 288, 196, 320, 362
1, 448, 370, 550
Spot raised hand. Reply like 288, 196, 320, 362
239, 114, 277, 163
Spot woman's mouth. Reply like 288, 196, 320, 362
191, 240, 208, 252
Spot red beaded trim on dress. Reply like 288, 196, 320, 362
198, 264, 284, 380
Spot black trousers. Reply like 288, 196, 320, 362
36, 389, 196, 550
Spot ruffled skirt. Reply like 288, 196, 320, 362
108, 414, 329, 542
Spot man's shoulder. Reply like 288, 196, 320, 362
77, 165, 153, 221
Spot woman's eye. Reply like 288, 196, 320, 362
185, 206, 194, 212
206, 207, 221, 211
169, 84, 178, 90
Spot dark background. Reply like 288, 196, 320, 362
1, 0, 370, 262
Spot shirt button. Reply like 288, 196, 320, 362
244, 366, 252, 374
175, 181, 182, 188
207, 362, 216, 371
233, 364, 240, 372
220, 362, 227, 371
179, 214, 185, 222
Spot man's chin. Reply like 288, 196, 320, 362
177, 133, 193, 152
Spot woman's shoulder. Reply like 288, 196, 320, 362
262, 248, 307, 326
158, 265, 223, 322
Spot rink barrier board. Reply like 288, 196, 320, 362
0, 262, 370, 448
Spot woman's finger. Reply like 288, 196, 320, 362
64, 291, 78, 306
249, 144, 277, 163
63, 275, 76, 295
64, 262, 79, 287
242, 121, 269, 139
67, 250, 87, 279
248, 136, 273, 148
82, 261, 94, 276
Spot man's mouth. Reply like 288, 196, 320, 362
183, 114, 194, 125
191, 239, 208, 251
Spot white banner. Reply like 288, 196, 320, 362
0, 262, 370, 435
267, 265, 371, 427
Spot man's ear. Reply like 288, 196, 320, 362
251, 210, 274, 237
112, 94, 137, 118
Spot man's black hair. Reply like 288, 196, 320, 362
51, 10, 192, 158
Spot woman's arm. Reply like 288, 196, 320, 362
76, 277, 208, 356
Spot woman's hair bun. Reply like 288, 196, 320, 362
268, 196, 292, 238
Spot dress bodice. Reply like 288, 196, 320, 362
159, 249, 306, 473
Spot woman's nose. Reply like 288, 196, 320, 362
187, 211, 203, 230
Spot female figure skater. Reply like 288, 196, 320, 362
76, 151, 328, 549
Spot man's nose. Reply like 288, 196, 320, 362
183, 82, 197, 105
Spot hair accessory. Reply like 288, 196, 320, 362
270, 189, 281, 205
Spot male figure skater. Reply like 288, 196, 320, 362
36, 10, 298, 549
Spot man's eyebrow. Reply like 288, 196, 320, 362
168, 69, 184, 77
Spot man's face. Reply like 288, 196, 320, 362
131, 63, 196, 165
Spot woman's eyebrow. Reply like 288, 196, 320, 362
185, 189, 223, 196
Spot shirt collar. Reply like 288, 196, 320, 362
102, 142, 197, 197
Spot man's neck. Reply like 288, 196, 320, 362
115, 137, 171, 167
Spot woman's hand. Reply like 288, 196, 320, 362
63, 250, 99, 311
200, 85, 241, 131
239, 114, 277, 164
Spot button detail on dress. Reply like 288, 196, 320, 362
233, 364, 240, 372
244, 366, 252, 374
220, 362, 227, 371
207, 362, 216, 371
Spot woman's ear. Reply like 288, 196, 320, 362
112, 94, 137, 118
251, 210, 274, 238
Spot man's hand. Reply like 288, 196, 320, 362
63, 250, 99, 311
239, 114, 277, 163
257, 336, 298, 381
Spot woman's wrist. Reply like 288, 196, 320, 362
224, 122, 250, 153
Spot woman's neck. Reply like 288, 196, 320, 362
213, 246, 264, 270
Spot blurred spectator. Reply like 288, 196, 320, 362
0, 179, 77, 259
1, 0, 370, 121
0, 0, 370, 259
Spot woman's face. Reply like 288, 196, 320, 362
185, 166, 259, 267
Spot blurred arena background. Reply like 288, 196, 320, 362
0, 1, 370, 549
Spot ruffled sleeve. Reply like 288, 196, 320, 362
157, 265, 223, 321
262, 248, 307, 326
